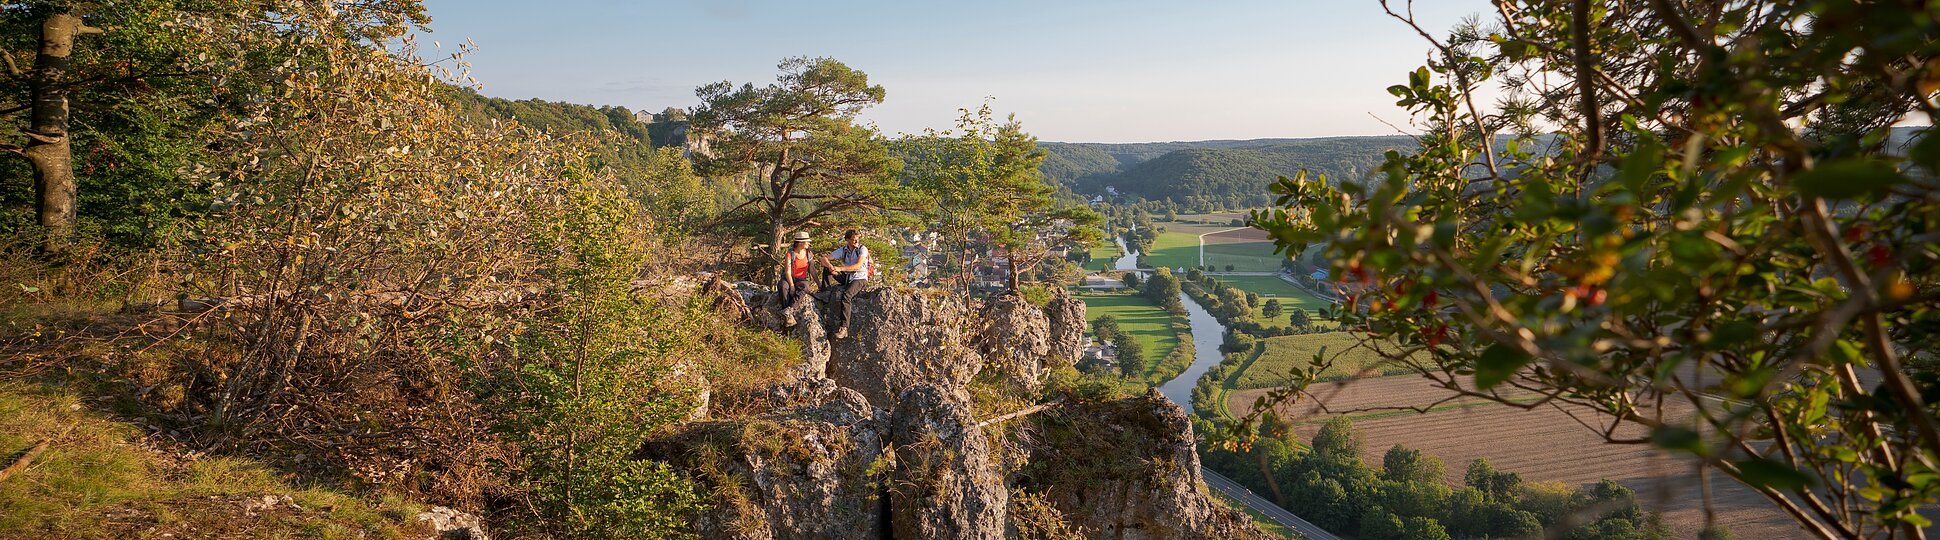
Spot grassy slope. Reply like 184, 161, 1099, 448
1228, 333, 1420, 390
1074, 292, 1180, 378
0, 383, 422, 538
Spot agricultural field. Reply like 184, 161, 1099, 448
1073, 292, 1179, 375
1140, 223, 1228, 271
1200, 227, 1285, 272
1226, 377, 1800, 538
1226, 332, 1416, 389
1139, 222, 1286, 272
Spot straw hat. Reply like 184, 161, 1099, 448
790, 231, 812, 243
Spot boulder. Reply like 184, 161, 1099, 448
887, 385, 1008, 540
974, 292, 1054, 394
641, 389, 887, 540
827, 288, 980, 408
414, 506, 490, 540
1043, 288, 1087, 369
784, 293, 830, 378
1019, 390, 1267, 539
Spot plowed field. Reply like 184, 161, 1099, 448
1228, 376, 1803, 537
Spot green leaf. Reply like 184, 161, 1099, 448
1911, 132, 1940, 173
1651, 425, 1704, 454
1734, 457, 1815, 490
1794, 160, 1906, 200
1708, 320, 1757, 347
1475, 342, 1531, 389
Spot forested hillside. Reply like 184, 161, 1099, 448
1039, 136, 1415, 210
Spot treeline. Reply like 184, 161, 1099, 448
1039, 136, 1415, 212
443, 87, 659, 143
1201, 418, 1674, 540
440, 88, 744, 230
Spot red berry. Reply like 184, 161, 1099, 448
1843, 224, 1869, 243
1868, 245, 1891, 267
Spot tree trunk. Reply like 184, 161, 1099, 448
1006, 251, 1021, 291
25, 13, 98, 255
769, 219, 787, 282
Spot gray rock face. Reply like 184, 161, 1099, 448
1044, 288, 1087, 370
784, 294, 830, 379
827, 288, 980, 409
1021, 390, 1267, 540
887, 385, 1007, 540
673, 284, 1256, 539
975, 292, 1054, 394
642, 390, 887, 540
751, 289, 833, 379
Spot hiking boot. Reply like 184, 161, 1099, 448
834, 326, 849, 339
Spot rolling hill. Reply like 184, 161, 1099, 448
1039, 136, 1417, 210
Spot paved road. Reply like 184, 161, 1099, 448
1201, 466, 1341, 540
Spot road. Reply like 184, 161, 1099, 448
1202, 466, 1340, 540
1197, 227, 1251, 267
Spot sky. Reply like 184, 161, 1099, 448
416, 0, 1497, 143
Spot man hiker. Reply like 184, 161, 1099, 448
778, 231, 815, 311
821, 229, 872, 339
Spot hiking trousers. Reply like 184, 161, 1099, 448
779, 276, 810, 308
832, 279, 866, 330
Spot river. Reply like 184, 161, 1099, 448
1115, 231, 1224, 413
1112, 236, 1141, 272
1159, 291, 1227, 414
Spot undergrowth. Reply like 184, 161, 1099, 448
0, 383, 421, 539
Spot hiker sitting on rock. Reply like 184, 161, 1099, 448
778, 231, 816, 310
820, 229, 872, 339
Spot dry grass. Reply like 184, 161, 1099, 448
0, 383, 424, 539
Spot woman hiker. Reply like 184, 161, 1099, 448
779, 231, 815, 310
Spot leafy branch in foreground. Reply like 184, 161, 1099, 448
1243, 1, 1940, 538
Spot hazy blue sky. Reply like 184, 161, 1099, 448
417, 0, 1494, 143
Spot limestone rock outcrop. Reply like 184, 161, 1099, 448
641, 388, 886, 540
1019, 389, 1266, 539
664, 284, 1262, 540
1043, 288, 1087, 369
784, 294, 831, 379
826, 289, 980, 409
887, 385, 1008, 540
974, 292, 1054, 394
